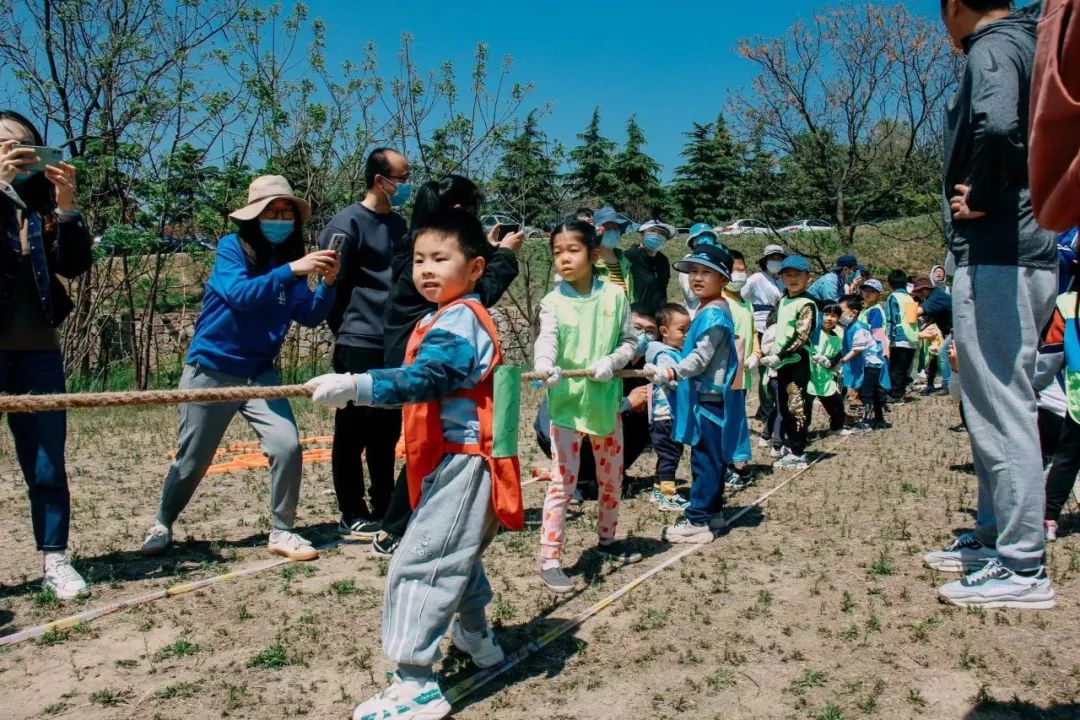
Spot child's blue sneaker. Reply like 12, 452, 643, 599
937, 559, 1055, 610
352, 673, 451, 720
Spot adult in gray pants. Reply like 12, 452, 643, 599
925, 0, 1057, 609
140, 176, 339, 561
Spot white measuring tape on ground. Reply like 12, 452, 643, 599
446, 434, 852, 706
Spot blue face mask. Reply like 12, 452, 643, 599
259, 219, 294, 245
385, 179, 411, 207
636, 332, 650, 356
601, 228, 622, 248
643, 233, 664, 252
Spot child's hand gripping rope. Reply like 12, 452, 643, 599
305, 373, 359, 408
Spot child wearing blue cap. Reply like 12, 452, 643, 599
643, 243, 739, 543
760, 255, 818, 470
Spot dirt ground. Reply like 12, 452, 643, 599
0, 389, 1077, 720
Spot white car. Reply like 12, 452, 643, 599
778, 219, 834, 234
719, 219, 773, 236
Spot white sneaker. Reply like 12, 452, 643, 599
832, 428, 855, 437
140, 522, 172, 556
923, 532, 997, 573
773, 454, 808, 471
450, 618, 505, 669
769, 445, 788, 458
757, 437, 771, 448
268, 530, 319, 561
662, 517, 714, 544
352, 674, 451, 720
937, 559, 1056, 610
42, 553, 89, 600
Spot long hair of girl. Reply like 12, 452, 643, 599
410, 174, 482, 231
0, 109, 56, 216
234, 215, 305, 275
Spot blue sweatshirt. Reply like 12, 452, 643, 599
186, 234, 336, 378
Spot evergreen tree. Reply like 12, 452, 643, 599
489, 110, 562, 226
672, 114, 743, 226
568, 107, 619, 203
612, 114, 663, 222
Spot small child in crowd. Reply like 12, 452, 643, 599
761, 255, 818, 471
722, 250, 761, 488
643, 244, 739, 543
533, 220, 640, 594
885, 270, 919, 400
806, 304, 849, 435
306, 209, 523, 720
838, 294, 889, 430
644, 303, 692, 511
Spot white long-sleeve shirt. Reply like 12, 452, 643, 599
741, 272, 783, 333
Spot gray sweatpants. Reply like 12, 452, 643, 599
382, 453, 498, 669
953, 265, 1056, 572
156, 363, 303, 531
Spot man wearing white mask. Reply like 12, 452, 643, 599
626, 219, 676, 316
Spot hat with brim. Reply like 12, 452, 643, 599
674, 244, 732, 279
687, 222, 719, 248
592, 206, 634, 232
229, 175, 311, 224
835, 254, 858, 270
758, 243, 788, 263
779, 255, 811, 273
861, 279, 884, 294
911, 276, 933, 294
638, 220, 677, 239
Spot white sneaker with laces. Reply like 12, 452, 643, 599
923, 532, 997, 573
352, 674, 451, 720
773, 453, 808, 471
268, 530, 319, 561
140, 522, 172, 556
769, 445, 788, 458
42, 553, 89, 600
450, 618, 505, 669
937, 559, 1056, 609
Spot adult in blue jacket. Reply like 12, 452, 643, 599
141, 176, 338, 562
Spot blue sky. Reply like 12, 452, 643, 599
307, 0, 947, 179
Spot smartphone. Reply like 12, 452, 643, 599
13, 145, 63, 174
327, 232, 347, 254
495, 223, 520, 242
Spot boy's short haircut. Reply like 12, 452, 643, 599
413, 207, 489, 260
550, 220, 598, 251
729, 249, 745, 263
630, 303, 657, 324
575, 206, 594, 220
887, 270, 908, 289
657, 302, 690, 329
941, 0, 1012, 12
840, 294, 865, 313
822, 303, 843, 317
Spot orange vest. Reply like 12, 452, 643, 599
402, 298, 524, 531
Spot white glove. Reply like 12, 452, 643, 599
304, 373, 358, 409
535, 364, 563, 388
761, 354, 780, 368
589, 357, 615, 382
812, 354, 832, 368
642, 363, 674, 386
745, 354, 760, 370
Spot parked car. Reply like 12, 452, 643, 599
778, 219, 834, 234
719, 218, 773, 236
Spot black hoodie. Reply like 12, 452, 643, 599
942, 2, 1056, 269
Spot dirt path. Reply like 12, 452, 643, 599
0, 396, 1077, 719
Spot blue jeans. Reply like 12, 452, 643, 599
687, 402, 727, 525
0, 350, 70, 550
939, 335, 953, 389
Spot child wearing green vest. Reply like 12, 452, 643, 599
807, 304, 848, 434
760, 255, 818, 471
533, 221, 640, 593
722, 250, 760, 488
885, 270, 919, 401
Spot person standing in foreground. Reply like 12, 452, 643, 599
0, 111, 93, 599
141, 177, 338, 562
306, 210, 521, 720
320, 148, 409, 540
924, 0, 1057, 609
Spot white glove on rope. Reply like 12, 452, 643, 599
305, 373, 358, 409
760, 354, 781, 368
589, 357, 615, 382
642, 363, 674, 386
535, 364, 563, 388
745, 354, 760, 370
812, 354, 832, 368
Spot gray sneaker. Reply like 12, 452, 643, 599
141, 522, 172, 556
662, 517, 714, 544
937, 559, 1056, 609
923, 532, 997, 573
595, 539, 643, 564
539, 566, 575, 594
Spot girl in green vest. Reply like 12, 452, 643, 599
533, 221, 640, 593
807, 304, 848, 434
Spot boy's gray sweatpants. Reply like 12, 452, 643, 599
953, 265, 1056, 572
382, 453, 499, 669
156, 363, 303, 531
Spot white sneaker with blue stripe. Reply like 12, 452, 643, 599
352, 674, 450, 720
937, 559, 1056, 609
922, 532, 998, 573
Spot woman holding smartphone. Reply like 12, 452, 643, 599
0, 110, 93, 600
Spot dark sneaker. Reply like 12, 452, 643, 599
372, 531, 401, 558
725, 469, 752, 490
540, 566, 575, 594
595, 539, 643, 565
339, 516, 381, 541
923, 532, 997, 573
662, 517, 714, 544
920, 385, 937, 396
937, 559, 1056, 609
869, 420, 892, 431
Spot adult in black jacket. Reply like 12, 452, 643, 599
0, 110, 92, 600
373, 175, 521, 556
624, 219, 676, 316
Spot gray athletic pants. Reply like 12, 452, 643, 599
382, 453, 498, 669
952, 265, 1056, 572
156, 363, 303, 531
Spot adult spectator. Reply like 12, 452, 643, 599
625, 219, 676, 316
924, 0, 1058, 609
1029, 0, 1079, 232
142, 177, 338, 564
808, 254, 858, 306
0, 111, 93, 598
742, 243, 787, 335
374, 175, 522, 556
592, 206, 636, 298
318, 148, 409, 540
677, 223, 720, 315
574, 206, 594, 224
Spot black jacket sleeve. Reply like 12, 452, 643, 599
474, 247, 519, 306
52, 217, 93, 279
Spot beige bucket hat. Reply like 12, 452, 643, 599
229, 175, 311, 224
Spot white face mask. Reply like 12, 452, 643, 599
766, 260, 783, 275
727, 272, 747, 292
